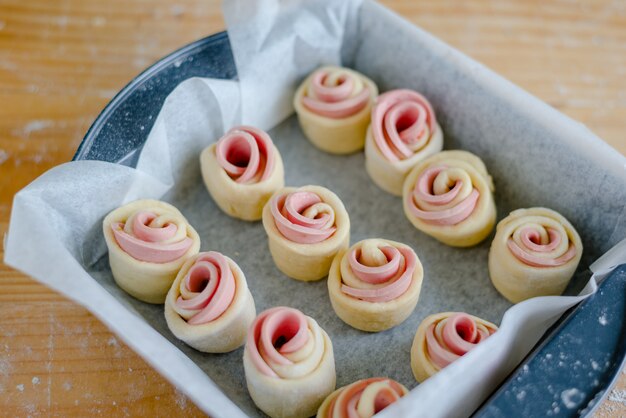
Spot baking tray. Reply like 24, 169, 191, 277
73, 31, 626, 417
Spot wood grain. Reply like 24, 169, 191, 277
1, 0, 624, 417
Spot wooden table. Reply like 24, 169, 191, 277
1, 0, 625, 416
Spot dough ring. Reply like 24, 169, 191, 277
403, 150, 496, 247
200, 125, 285, 221
243, 307, 336, 418
294, 66, 378, 154
164, 251, 256, 353
316, 377, 408, 418
262, 185, 350, 281
102, 199, 200, 304
365, 89, 443, 196
489, 207, 583, 303
411, 312, 497, 382
328, 238, 423, 332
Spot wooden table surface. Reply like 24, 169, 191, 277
1, 0, 625, 416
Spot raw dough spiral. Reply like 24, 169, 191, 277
164, 251, 256, 353
262, 185, 350, 281
411, 312, 497, 382
365, 89, 444, 196
294, 66, 378, 154
243, 307, 336, 418
403, 150, 496, 247
489, 207, 583, 303
317, 377, 409, 418
328, 239, 423, 332
200, 125, 285, 221
102, 199, 200, 304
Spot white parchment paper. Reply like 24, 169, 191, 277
5, 1, 626, 417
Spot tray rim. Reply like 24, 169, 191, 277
73, 31, 230, 161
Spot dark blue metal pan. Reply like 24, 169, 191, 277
73, 31, 626, 417
474, 265, 626, 417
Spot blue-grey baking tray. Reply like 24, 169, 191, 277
73, 31, 626, 418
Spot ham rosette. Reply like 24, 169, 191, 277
411, 312, 498, 382
164, 251, 256, 353
316, 377, 408, 418
489, 207, 583, 303
103, 199, 200, 304
328, 239, 424, 332
294, 66, 378, 154
200, 125, 284, 221
262, 185, 350, 281
403, 150, 496, 247
243, 307, 336, 418
365, 89, 444, 196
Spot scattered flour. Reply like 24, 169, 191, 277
0, 149, 8, 165
31, 377, 40, 385
63, 381, 72, 391
98, 89, 117, 99
516, 390, 527, 401
14, 120, 55, 138
598, 314, 608, 326
561, 388, 585, 409
170, 4, 186, 17
608, 389, 626, 405
92, 16, 107, 27
16, 384, 24, 392
0, 358, 12, 376
56, 15, 68, 28
175, 389, 187, 409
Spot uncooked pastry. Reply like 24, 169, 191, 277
164, 251, 256, 353
294, 66, 378, 154
411, 312, 497, 383
316, 377, 408, 418
365, 89, 443, 196
200, 125, 285, 221
488, 207, 583, 303
262, 185, 350, 281
102, 199, 201, 304
328, 238, 423, 332
402, 150, 496, 247
243, 306, 336, 418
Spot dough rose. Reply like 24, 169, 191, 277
164, 251, 256, 353
200, 125, 285, 221
365, 89, 443, 196
102, 199, 200, 304
243, 307, 336, 418
262, 185, 350, 281
489, 207, 583, 303
328, 239, 423, 332
403, 150, 496, 247
294, 66, 378, 154
317, 377, 408, 418
411, 312, 497, 383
